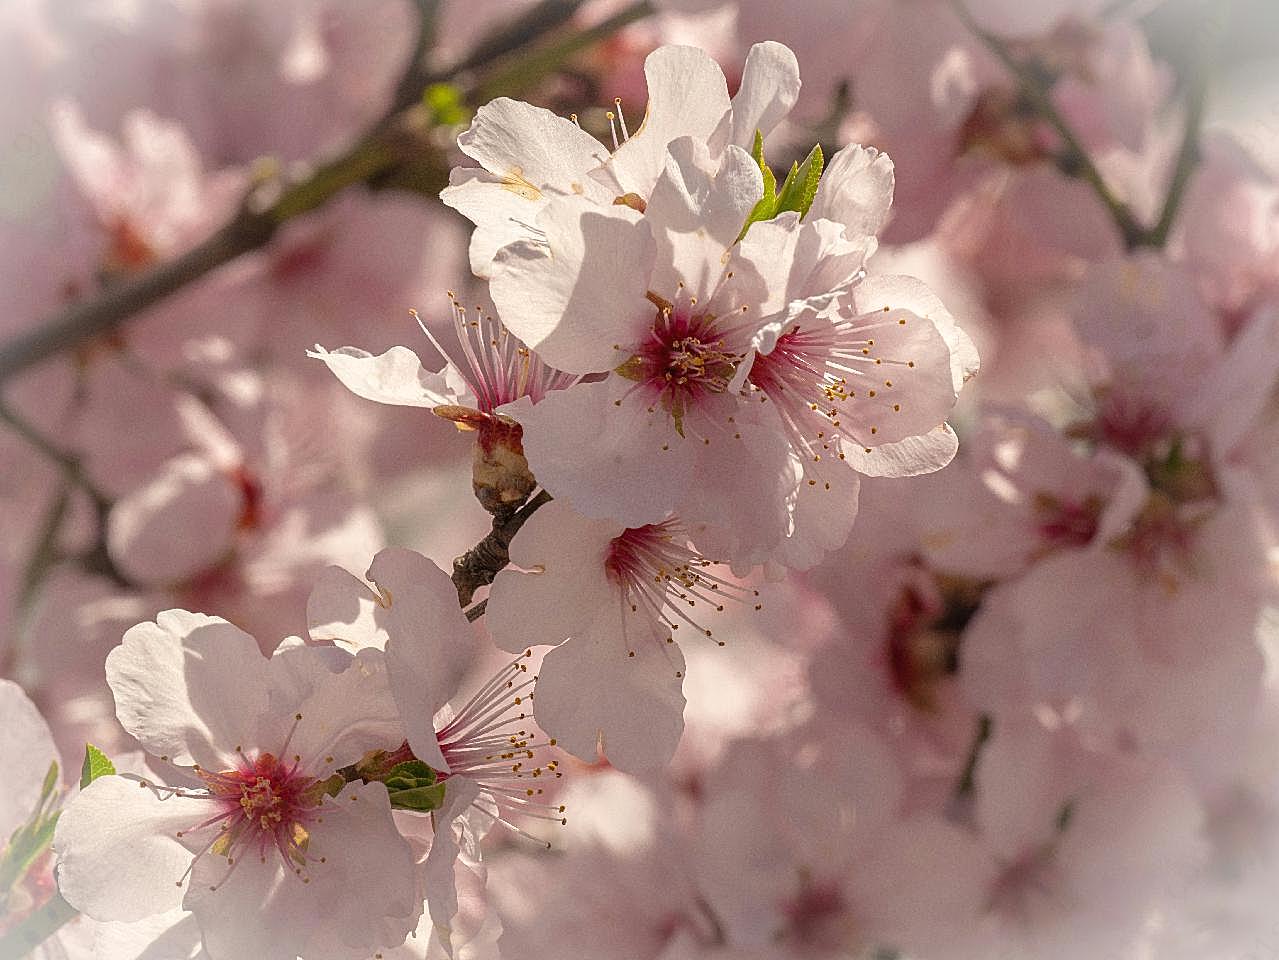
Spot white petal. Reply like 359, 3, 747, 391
489, 198, 653, 374
454, 97, 605, 193
840, 423, 960, 477
375, 549, 477, 771
808, 143, 896, 239
534, 635, 686, 774
106, 611, 269, 771
646, 138, 763, 303
53, 776, 193, 922
423, 777, 482, 957
507, 381, 698, 527
485, 501, 618, 653
308, 344, 467, 408
306, 565, 388, 652
596, 45, 732, 199
184, 781, 419, 960
723, 41, 801, 150
93, 908, 206, 960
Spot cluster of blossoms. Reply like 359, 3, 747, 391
1, 1, 1278, 959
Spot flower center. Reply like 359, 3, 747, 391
1032, 492, 1102, 551
604, 519, 760, 659
434, 651, 566, 846
616, 292, 742, 436
184, 750, 325, 881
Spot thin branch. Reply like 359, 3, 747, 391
0, 0, 655, 385
453, 490, 553, 607
951, 0, 1148, 248
954, 713, 993, 799
1142, 4, 1228, 248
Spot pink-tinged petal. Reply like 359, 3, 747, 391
93, 908, 206, 960
281, 649, 404, 772
485, 501, 617, 654
808, 143, 895, 239
534, 635, 686, 774
972, 718, 1080, 862
840, 423, 960, 478
647, 138, 763, 302
507, 382, 698, 527
441, 168, 552, 279
597, 45, 732, 199
0, 679, 59, 842
184, 781, 419, 960
722, 41, 801, 150
106, 611, 269, 771
1193, 305, 1279, 457
1071, 252, 1223, 370
802, 289, 959, 449
489, 198, 653, 374
853, 273, 979, 392
851, 817, 998, 959
422, 776, 482, 957
306, 565, 388, 652
738, 216, 872, 323
53, 776, 193, 922
454, 97, 606, 194
106, 455, 240, 587
965, 0, 1105, 38
308, 345, 468, 408
374, 549, 478, 770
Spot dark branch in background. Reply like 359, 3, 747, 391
954, 713, 993, 799
453, 490, 553, 610
0, 0, 659, 385
952, 0, 1222, 251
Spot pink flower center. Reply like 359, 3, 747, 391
617, 293, 742, 435
781, 876, 851, 948
1032, 492, 1102, 550
1091, 390, 1174, 459
417, 295, 576, 414
169, 720, 332, 889
434, 651, 567, 845
604, 520, 760, 659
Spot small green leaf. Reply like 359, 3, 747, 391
774, 143, 824, 220
737, 130, 779, 241
80, 745, 115, 790
389, 782, 447, 812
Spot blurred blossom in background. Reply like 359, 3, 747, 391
0, 0, 1278, 958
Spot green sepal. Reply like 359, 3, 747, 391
389, 782, 447, 812
383, 760, 438, 791
774, 143, 824, 219
80, 744, 115, 790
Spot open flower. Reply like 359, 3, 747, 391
52, 610, 418, 960
440, 41, 800, 277
302, 547, 565, 952
485, 500, 766, 772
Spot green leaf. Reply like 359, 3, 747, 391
737, 130, 779, 242
389, 782, 447, 812
80, 744, 115, 790
774, 143, 824, 220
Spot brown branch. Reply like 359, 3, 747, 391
453, 490, 553, 608
0, 0, 663, 385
